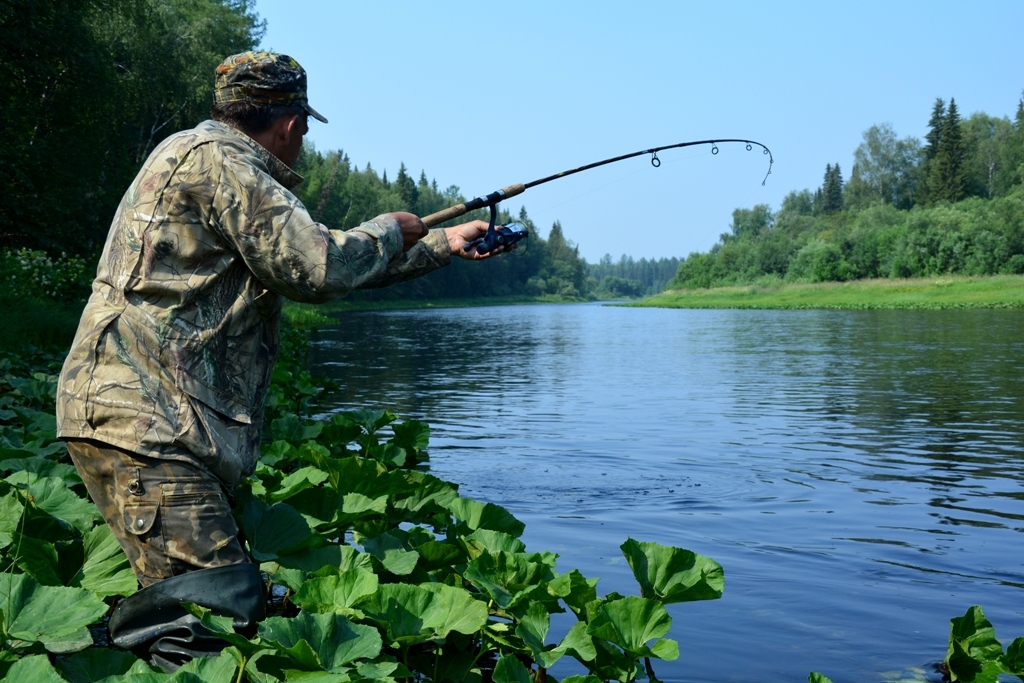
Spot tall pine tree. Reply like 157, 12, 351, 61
818, 163, 844, 215
929, 97, 966, 203
917, 97, 946, 205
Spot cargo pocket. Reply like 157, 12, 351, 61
159, 481, 246, 571
122, 499, 159, 537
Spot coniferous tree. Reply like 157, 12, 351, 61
819, 163, 844, 214
917, 98, 947, 205
1011, 93, 1024, 188
924, 98, 947, 161
394, 163, 418, 208
930, 98, 966, 203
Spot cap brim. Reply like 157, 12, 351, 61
303, 103, 328, 124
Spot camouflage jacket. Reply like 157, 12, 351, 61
57, 120, 450, 487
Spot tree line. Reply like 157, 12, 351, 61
669, 96, 1024, 289
0, 0, 263, 255
1, 0, 679, 303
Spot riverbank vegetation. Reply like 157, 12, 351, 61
0, 304, 726, 682
666, 98, 1024, 294
636, 274, 1024, 309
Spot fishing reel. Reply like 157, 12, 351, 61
464, 203, 529, 255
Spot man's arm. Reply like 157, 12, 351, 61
355, 218, 506, 290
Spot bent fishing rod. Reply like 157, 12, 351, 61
421, 138, 774, 253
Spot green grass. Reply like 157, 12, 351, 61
633, 275, 1024, 309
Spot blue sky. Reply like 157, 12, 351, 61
255, 1, 1024, 262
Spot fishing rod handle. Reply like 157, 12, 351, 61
421, 183, 526, 227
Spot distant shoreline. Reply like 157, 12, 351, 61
628, 275, 1024, 310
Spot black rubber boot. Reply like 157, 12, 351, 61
108, 563, 265, 672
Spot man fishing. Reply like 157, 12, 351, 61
56, 51, 502, 669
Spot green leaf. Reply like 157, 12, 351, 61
808, 674, 835, 683
292, 568, 379, 615
362, 532, 419, 576
515, 600, 550, 661
464, 550, 553, 609
419, 582, 489, 638
560, 676, 603, 683
554, 621, 597, 663
9, 530, 61, 585
10, 474, 101, 532
4, 654, 65, 683
390, 420, 430, 464
183, 603, 265, 657
0, 492, 25, 549
586, 596, 675, 660
176, 648, 241, 679
946, 605, 1006, 682
620, 538, 724, 603
75, 523, 138, 597
0, 573, 108, 652
342, 493, 388, 515
259, 611, 382, 672
1002, 637, 1024, 675
0, 456, 79, 486
359, 583, 434, 646
386, 472, 458, 527
270, 467, 331, 503
415, 540, 464, 569
240, 494, 316, 562
261, 440, 296, 467
282, 672, 351, 683
366, 443, 406, 468
391, 419, 429, 450
277, 544, 371, 574
343, 409, 395, 435
54, 648, 141, 683
492, 654, 531, 683
271, 567, 308, 592
360, 582, 487, 646
462, 528, 526, 560
320, 416, 362, 451
357, 660, 400, 679
446, 497, 525, 537
548, 569, 599, 619
272, 415, 323, 443
651, 637, 680, 660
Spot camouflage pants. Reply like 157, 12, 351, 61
65, 439, 249, 588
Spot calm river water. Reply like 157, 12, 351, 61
307, 304, 1024, 683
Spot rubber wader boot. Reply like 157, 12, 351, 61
108, 563, 265, 672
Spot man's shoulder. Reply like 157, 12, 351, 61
157, 120, 252, 157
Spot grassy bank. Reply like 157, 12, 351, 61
633, 275, 1024, 309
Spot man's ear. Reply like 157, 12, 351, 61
281, 114, 303, 143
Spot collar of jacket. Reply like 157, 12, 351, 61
204, 119, 305, 191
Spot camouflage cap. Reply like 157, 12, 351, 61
214, 51, 328, 123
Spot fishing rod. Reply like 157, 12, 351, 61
421, 138, 774, 254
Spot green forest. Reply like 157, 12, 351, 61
0, 0, 677, 318
669, 97, 1024, 289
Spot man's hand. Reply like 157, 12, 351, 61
445, 220, 513, 260
389, 212, 429, 252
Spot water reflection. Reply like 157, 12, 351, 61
308, 305, 1024, 683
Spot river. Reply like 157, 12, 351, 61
307, 303, 1024, 683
